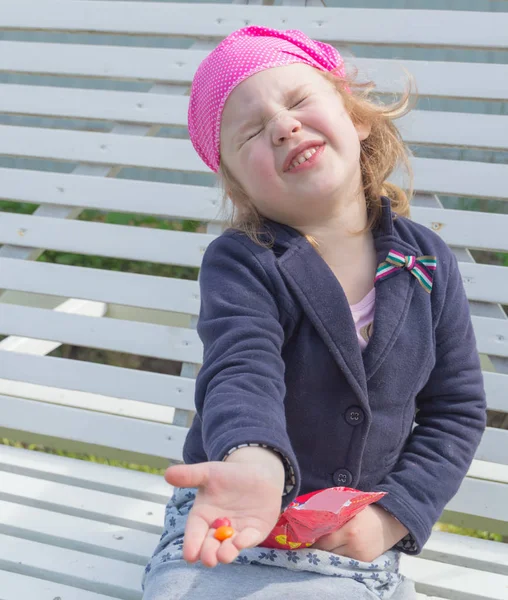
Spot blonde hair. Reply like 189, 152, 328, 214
217, 64, 417, 250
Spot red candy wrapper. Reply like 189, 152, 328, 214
260, 487, 387, 550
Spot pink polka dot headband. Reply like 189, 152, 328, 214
187, 26, 349, 173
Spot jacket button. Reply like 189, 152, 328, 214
333, 468, 352, 487
345, 406, 364, 426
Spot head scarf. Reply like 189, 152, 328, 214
187, 26, 349, 172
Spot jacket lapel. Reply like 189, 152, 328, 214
267, 221, 369, 407
362, 199, 420, 380
264, 197, 422, 403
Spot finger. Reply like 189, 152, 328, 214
216, 537, 240, 565
182, 512, 209, 563
312, 530, 347, 552
164, 463, 209, 489
231, 527, 265, 551
199, 531, 222, 568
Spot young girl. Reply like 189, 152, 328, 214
142, 26, 486, 599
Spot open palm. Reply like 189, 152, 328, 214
165, 461, 283, 567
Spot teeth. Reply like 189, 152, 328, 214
288, 147, 319, 171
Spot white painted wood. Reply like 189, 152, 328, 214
411, 207, 508, 253
0, 257, 201, 314
400, 554, 508, 600
0, 470, 165, 533
0, 499, 160, 565
0, 167, 222, 221
0, 570, 119, 600
397, 110, 508, 152
0, 298, 106, 357
0, 533, 144, 600
468, 460, 508, 485
0, 379, 177, 426
482, 372, 508, 414
0, 350, 195, 412
475, 428, 508, 466
0, 350, 503, 419
1, 256, 507, 313
0, 212, 214, 268
0, 42, 506, 101
0, 395, 188, 460
0, 304, 202, 362
2, 302, 506, 363
0, 83, 189, 127
0, 83, 505, 153
5, 167, 508, 242
0, 444, 170, 501
405, 158, 508, 202
470, 316, 508, 359
2, 3, 507, 50
447, 476, 508, 524
421, 531, 508, 576
1, 126, 507, 200
0, 124, 203, 172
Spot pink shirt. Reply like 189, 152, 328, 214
349, 288, 376, 350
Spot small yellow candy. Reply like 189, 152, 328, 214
214, 525, 235, 541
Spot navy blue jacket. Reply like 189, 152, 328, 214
183, 198, 487, 554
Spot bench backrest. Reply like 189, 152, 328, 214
0, 0, 507, 534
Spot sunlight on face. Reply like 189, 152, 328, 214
219, 63, 370, 228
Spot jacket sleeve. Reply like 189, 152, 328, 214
189, 233, 301, 505
373, 250, 487, 554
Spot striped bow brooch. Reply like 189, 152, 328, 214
375, 250, 437, 293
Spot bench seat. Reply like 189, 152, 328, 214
1, 445, 507, 600
0, 2, 506, 599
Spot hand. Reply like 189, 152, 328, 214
164, 449, 285, 568
311, 504, 409, 563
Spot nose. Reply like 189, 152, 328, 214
271, 113, 302, 146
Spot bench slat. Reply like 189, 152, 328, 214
421, 530, 508, 577
1, 125, 507, 199
0, 395, 187, 460
475, 427, 508, 466
470, 316, 508, 359
397, 111, 508, 152
0, 470, 164, 533
0, 83, 189, 127
1, 168, 508, 252
0, 350, 196, 412
0, 570, 119, 600
1, 256, 507, 312
445, 476, 508, 524
409, 158, 508, 202
1, 305, 506, 362
0, 443, 170, 501
0, 124, 203, 172
1, 84, 506, 152
401, 554, 508, 600
0, 533, 143, 600
2, 3, 507, 49
0, 42, 506, 100
0, 257, 201, 314
411, 206, 508, 255
0, 499, 159, 566
0, 212, 213, 268
0, 350, 505, 420
0, 305, 203, 362
0, 167, 221, 221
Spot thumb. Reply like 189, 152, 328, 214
164, 463, 210, 489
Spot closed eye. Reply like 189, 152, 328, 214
246, 129, 262, 141
290, 97, 307, 108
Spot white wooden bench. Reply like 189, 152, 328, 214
0, 2, 507, 599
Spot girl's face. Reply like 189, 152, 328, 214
219, 63, 370, 229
